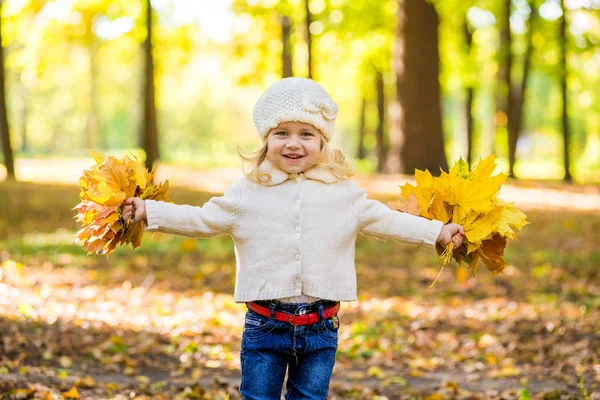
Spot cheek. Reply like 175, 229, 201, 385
266, 139, 282, 157
305, 141, 321, 159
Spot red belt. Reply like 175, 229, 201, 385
247, 301, 340, 326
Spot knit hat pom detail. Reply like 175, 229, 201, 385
302, 94, 338, 121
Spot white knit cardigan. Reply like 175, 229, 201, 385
145, 162, 444, 302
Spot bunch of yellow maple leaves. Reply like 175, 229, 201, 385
398, 155, 528, 279
73, 151, 170, 255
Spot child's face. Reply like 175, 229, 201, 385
266, 122, 322, 174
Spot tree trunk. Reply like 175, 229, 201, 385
464, 22, 474, 167
386, 0, 447, 174
559, 0, 571, 182
0, 3, 14, 181
20, 84, 27, 153
281, 16, 293, 78
304, 0, 313, 79
375, 70, 386, 172
142, 0, 159, 171
496, 0, 512, 156
356, 94, 366, 160
507, 0, 536, 176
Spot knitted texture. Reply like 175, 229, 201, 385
253, 78, 339, 141
144, 170, 444, 303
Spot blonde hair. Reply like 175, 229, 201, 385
238, 133, 356, 184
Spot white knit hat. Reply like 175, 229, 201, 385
253, 78, 339, 142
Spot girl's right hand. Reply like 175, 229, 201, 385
122, 198, 147, 224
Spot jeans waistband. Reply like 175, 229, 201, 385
253, 299, 338, 314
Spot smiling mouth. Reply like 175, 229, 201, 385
284, 155, 304, 159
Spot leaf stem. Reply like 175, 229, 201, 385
429, 265, 445, 288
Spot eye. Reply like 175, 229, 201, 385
274, 131, 288, 137
301, 131, 315, 137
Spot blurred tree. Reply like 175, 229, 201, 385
559, 0, 571, 182
387, 0, 447, 174
230, 0, 302, 84
495, 0, 512, 156
463, 20, 475, 167
66, 0, 114, 150
0, 0, 14, 180
374, 69, 386, 172
3, 0, 45, 155
328, 0, 395, 167
304, 0, 313, 79
356, 93, 366, 160
142, 0, 158, 170
507, 0, 536, 177
7, 0, 196, 158
281, 15, 293, 77
18, 85, 27, 152
434, 0, 482, 164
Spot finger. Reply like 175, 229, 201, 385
453, 235, 463, 246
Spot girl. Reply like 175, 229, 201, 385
122, 78, 465, 400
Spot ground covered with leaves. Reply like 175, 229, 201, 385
0, 176, 599, 399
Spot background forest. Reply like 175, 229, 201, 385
0, 0, 598, 181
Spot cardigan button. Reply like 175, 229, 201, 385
295, 255, 301, 261
295, 227, 301, 233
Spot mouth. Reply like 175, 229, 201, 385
283, 154, 304, 159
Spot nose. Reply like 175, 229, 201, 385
286, 136, 301, 149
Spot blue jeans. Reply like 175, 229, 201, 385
240, 301, 340, 400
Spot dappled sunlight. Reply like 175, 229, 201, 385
0, 259, 244, 340
1, 254, 597, 398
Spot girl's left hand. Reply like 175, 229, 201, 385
437, 223, 465, 247
122, 197, 147, 224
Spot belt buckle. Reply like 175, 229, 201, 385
288, 314, 297, 326
288, 310, 305, 326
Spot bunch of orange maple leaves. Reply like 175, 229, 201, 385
73, 152, 170, 255
398, 155, 528, 281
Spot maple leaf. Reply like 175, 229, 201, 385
61, 386, 80, 399
73, 153, 170, 256
400, 169, 438, 219
444, 156, 507, 214
399, 155, 528, 280
478, 234, 507, 274
394, 193, 421, 216
428, 190, 452, 223
464, 208, 503, 253
493, 199, 529, 240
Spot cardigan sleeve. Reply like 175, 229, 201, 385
352, 187, 443, 248
144, 180, 241, 238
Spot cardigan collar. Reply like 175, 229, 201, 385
246, 160, 341, 186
